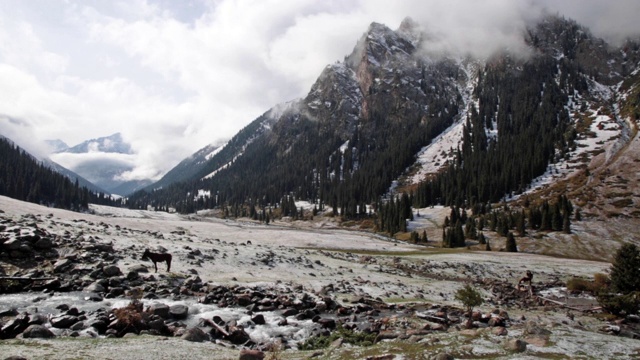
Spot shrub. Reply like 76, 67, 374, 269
567, 274, 610, 293
455, 283, 484, 329
113, 301, 144, 330
610, 243, 640, 294
567, 277, 594, 292
597, 292, 640, 316
593, 273, 610, 289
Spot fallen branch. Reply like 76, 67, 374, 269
538, 296, 594, 312
415, 312, 448, 324
200, 318, 229, 337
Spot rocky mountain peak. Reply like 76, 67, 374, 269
397, 17, 422, 45
62, 132, 133, 155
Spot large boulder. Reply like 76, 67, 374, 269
129, 264, 149, 273
2, 238, 24, 250
22, 324, 55, 338
84, 282, 106, 293
169, 304, 189, 320
53, 259, 74, 273
103, 265, 122, 277
50, 315, 79, 329
34, 238, 54, 250
181, 327, 208, 342
227, 327, 251, 345
0, 314, 30, 339
148, 303, 170, 319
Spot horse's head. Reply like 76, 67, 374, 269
141, 249, 150, 259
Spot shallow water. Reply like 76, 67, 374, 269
0, 291, 319, 345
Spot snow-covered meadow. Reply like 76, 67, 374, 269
2, 195, 638, 359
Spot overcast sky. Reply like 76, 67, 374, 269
1, 0, 639, 182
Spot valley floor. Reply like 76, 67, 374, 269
1, 196, 639, 359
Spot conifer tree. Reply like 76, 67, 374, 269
505, 232, 518, 252
478, 232, 486, 245
517, 209, 526, 237
610, 243, 640, 294
562, 213, 571, 234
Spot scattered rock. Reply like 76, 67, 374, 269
433, 353, 454, 360
492, 326, 508, 336
524, 321, 552, 337
504, 338, 527, 352
525, 336, 550, 347
238, 349, 264, 360
251, 314, 265, 325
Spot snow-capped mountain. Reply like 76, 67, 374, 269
57, 133, 133, 155
150, 143, 221, 191
44, 139, 69, 153
50, 133, 151, 196
131, 15, 640, 220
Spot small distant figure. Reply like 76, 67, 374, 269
518, 270, 533, 287
518, 270, 534, 297
141, 249, 172, 273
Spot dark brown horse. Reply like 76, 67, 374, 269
142, 249, 172, 273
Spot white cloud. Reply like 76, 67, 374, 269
0, 0, 639, 184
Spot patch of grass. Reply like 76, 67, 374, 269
329, 339, 445, 360
2, 339, 54, 348
306, 247, 466, 257
298, 325, 377, 351
384, 297, 426, 304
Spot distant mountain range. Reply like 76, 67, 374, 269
48, 133, 151, 196
53, 132, 133, 155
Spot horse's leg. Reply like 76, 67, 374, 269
153, 261, 158, 273
166, 258, 171, 272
